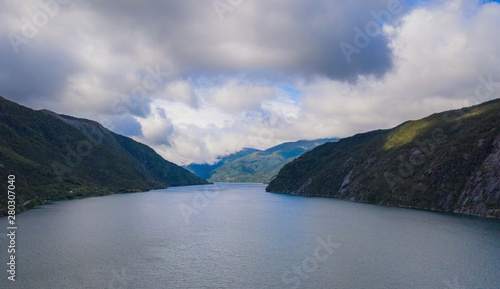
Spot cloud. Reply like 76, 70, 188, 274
0, 0, 402, 109
0, 37, 80, 106
205, 81, 275, 113
161, 80, 196, 106
136, 108, 174, 146
1, 0, 499, 165
297, 0, 500, 134
79, 0, 399, 79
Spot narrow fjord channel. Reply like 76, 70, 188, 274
2, 183, 499, 288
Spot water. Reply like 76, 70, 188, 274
1, 183, 499, 288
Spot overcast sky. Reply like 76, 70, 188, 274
1, 0, 499, 165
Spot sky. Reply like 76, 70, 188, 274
1, 0, 499, 165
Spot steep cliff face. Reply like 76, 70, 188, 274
267, 99, 500, 218
454, 134, 500, 217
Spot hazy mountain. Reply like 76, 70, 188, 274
208, 138, 338, 183
267, 99, 500, 218
0, 96, 207, 215
184, 148, 261, 180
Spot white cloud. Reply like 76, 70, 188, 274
205, 80, 275, 113
1, 0, 499, 165
136, 108, 174, 146
161, 80, 196, 106
120, 0, 500, 165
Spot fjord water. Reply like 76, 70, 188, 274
1, 184, 499, 288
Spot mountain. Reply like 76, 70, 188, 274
0, 96, 207, 215
184, 148, 261, 180
267, 99, 500, 218
208, 138, 338, 183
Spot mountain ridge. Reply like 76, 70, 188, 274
184, 148, 261, 180
0, 96, 207, 215
267, 99, 500, 218
207, 138, 338, 183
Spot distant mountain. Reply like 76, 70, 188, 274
267, 99, 500, 218
184, 148, 261, 180
0, 96, 207, 215
208, 138, 338, 183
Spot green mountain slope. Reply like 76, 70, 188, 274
209, 138, 338, 183
0, 96, 207, 215
184, 148, 261, 180
267, 99, 500, 218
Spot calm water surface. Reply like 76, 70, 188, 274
1, 183, 499, 288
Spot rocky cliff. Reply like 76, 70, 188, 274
267, 99, 500, 218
